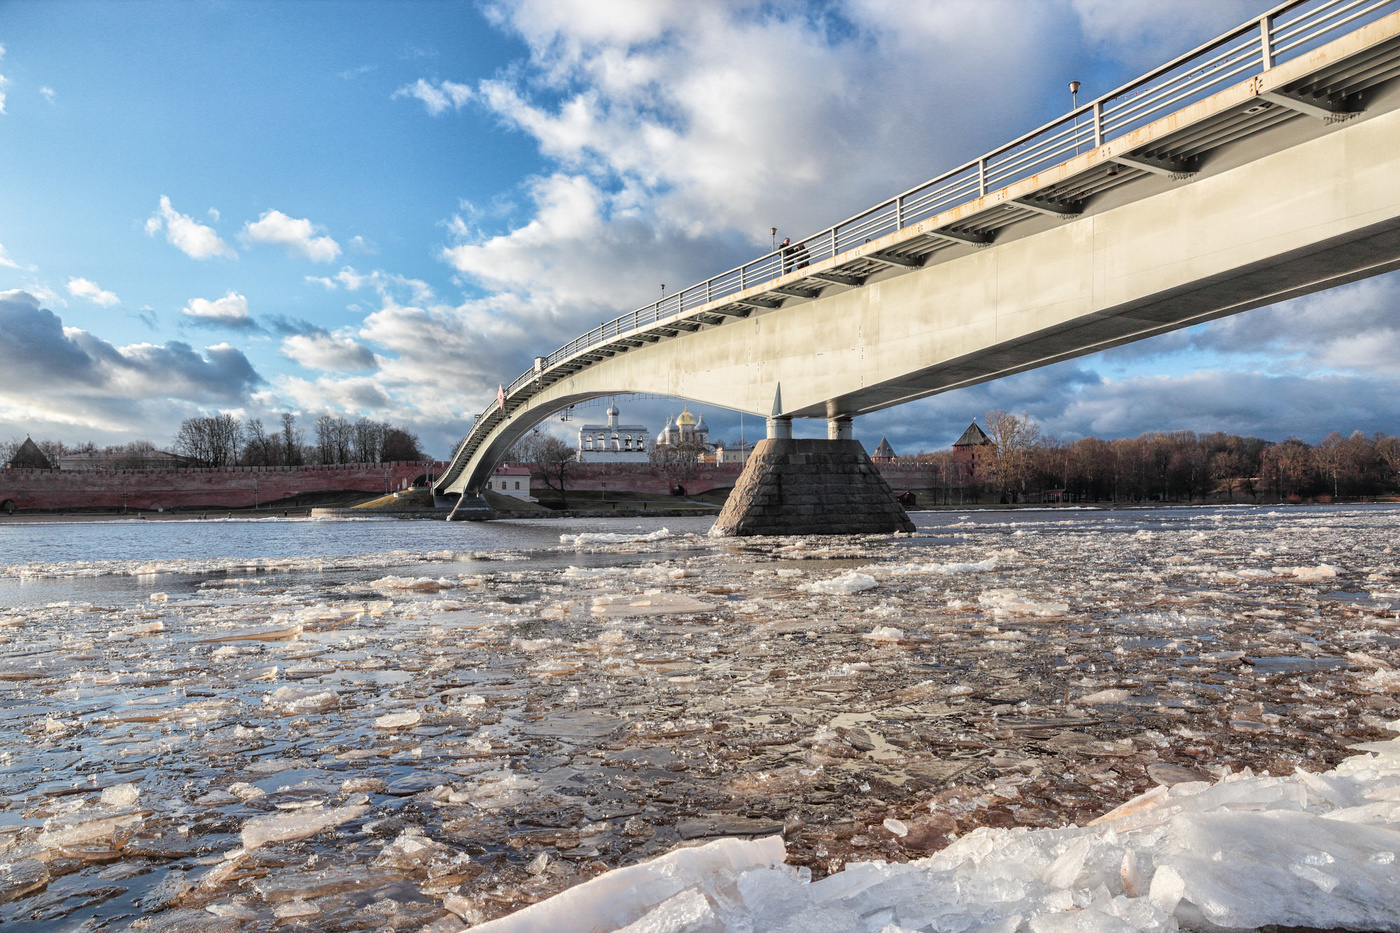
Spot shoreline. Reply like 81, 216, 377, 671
2, 498, 1394, 524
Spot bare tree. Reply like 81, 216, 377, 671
381, 427, 424, 462
112, 440, 159, 469
280, 413, 304, 465
242, 418, 274, 466
982, 410, 1041, 503
314, 416, 355, 464
353, 418, 386, 463
174, 415, 244, 467
512, 429, 576, 506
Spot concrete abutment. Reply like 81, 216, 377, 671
710, 438, 916, 536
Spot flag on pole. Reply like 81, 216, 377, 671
497, 385, 505, 409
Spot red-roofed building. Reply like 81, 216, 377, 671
486, 464, 533, 499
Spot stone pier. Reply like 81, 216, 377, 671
711, 437, 916, 536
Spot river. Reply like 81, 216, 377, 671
1, 505, 1397, 931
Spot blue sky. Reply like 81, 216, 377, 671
2, 0, 1398, 459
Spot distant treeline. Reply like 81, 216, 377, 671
5, 413, 426, 470
911, 410, 1400, 504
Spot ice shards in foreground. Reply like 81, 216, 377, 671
474, 724, 1400, 933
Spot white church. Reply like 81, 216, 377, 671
576, 403, 652, 462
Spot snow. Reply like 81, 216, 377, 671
480, 726, 1400, 932
471, 836, 786, 932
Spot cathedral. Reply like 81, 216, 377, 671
654, 406, 710, 455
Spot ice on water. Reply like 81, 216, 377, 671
2, 505, 1400, 930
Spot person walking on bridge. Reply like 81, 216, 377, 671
780, 237, 809, 274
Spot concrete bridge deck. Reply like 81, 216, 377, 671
438, 0, 1400, 501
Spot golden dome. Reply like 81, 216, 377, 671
676, 405, 698, 427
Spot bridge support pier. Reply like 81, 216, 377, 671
446, 494, 494, 521
711, 437, 915, 537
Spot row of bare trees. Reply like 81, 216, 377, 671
914, 410, 1400, 503
174, 414, 425, 467
6, 415, 430, 471
1, 437, 165, 469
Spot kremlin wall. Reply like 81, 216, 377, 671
0, 457, 933, 514
0, 462, 446, 513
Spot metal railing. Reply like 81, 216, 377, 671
459, 0, 1397, 459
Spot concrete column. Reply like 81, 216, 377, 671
827, 417, 853, 440
766, 416, 792, 439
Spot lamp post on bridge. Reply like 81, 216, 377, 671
1070, 80, 1082, 153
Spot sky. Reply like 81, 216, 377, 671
1, 0, 1398, 460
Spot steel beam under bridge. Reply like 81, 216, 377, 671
439, 18, 1400, 499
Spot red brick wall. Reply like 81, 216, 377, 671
527, 459, 935, 496
0, 462, 448, 512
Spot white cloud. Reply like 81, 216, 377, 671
348, 235, 377, 254
241, 209, 341, 263
0, 292, 263, 439
281, 332, 378, 372
66, 277, 119, 307
0, 242, 21, 269
39, 86, 54, 104
17, 282, 66, 308
146, 196, 238, 260
392, 78, 472, 115
1069, 0, 1265, 65
182, 291, 252, 327
0, 73, 8, 115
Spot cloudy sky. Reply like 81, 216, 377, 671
1, 0, 1397, 458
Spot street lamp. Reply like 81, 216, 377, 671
1070, 80, 1082, 153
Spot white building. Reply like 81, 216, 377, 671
577, 403, 651, 462
714, 440, 754, 464
485, 464, 532, 499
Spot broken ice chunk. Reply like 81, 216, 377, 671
38, 806, 143, 851
0, 858, 49, 904
979, 589, 1069, 618
800, 571, 878, 596
100, 782, 141, 808
262, 685, 340, 715
240, 803, 369, 850
1274, 564, 1340, 583
591, 591, 713, 617
1077, 689, 1132, 706
560, 528, 673, 546
373, 709, 422, 730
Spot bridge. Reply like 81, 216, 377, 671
437, 0, 1400, 531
